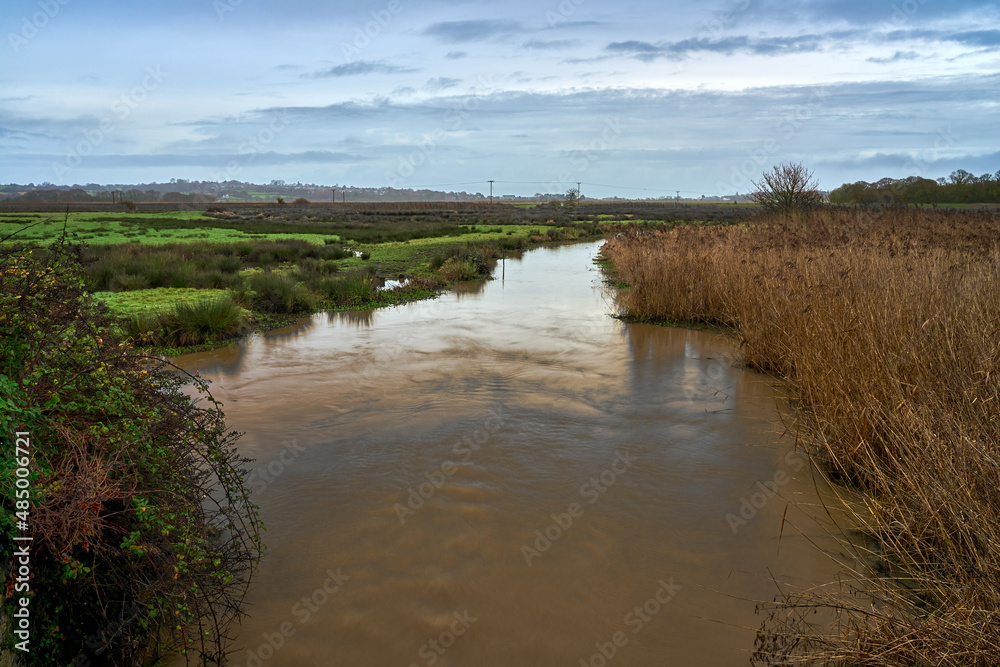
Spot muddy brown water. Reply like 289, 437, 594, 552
175, 241, 845, 667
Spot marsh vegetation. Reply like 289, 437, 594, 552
603, 205, 1000, 664
1, 201, 750, 350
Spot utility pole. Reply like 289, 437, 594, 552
676, 190, 680, 201
577, 182, 582, 200
488, 180, 495, 205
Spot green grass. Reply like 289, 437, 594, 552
0, 212, 335, 246
0, 209, 621, 353
93, 288, 229, 317
355, 225, 562, 267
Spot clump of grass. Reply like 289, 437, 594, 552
437, 258, 479, 281
120, 297, 246, 347
317, 244, 351, 260
215, 255, 243, 273
255, 252, 276, 270
121, 312, 165, 346
108, 272, 150, 291
297, 258, 339, 279
318, 274, 377, 306
227, 284, 254, 309
441, 241, 501, 277
603, 206, 1000, 664
247, 272, 314, 313
166, 297, 246, 346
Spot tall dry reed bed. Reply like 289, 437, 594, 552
603, 207, 1000, 665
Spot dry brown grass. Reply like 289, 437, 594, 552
603, 206, 1000, 665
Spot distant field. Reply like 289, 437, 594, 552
0, 211, 337, 246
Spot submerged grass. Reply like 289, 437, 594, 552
602, 206, 1000, 665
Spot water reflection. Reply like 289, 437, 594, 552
262, 316, 314, 341
453, 279, 487, 297
174, 241, 841, 667
328, 308, 377, 328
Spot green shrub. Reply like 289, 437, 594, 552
108, 272, 150, 291
215, 255, 243, 273
199, 269, 242, 290
318, 244, 351, 260
0, 242, 262, 665
255, 252, 276, 270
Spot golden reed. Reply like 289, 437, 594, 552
604, 207, 1000, 665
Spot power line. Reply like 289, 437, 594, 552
386, 179, 727, 198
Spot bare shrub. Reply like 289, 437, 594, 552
751, 162, 823, 210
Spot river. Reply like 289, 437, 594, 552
174, 240, 843, 666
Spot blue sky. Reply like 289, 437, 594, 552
1, 0, 998, 197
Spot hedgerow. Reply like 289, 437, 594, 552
0, 235, 263, 665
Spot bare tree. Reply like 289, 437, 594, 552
751, 162, 823, 210
565, 187, 580, 205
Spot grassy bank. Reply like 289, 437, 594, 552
602, 206, 1000, 665
3, 208, 636, 352
0, 201, 757, 353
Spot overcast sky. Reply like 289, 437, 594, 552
1, 0, 998, 197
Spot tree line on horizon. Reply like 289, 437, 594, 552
0, 179, 493, 204
830, 169, 1000, 205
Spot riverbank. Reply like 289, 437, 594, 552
171, 238, 844, 667
102, 224, 605, 355
0, 203, 755, 355
601, 205, 1000, 664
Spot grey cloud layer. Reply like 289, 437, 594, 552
605, 27, 1000, 61
310, 61, 418, 78
422, 20, 523, 43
